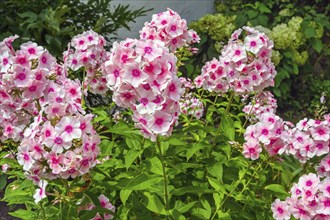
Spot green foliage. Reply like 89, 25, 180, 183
0, 0, 151, 58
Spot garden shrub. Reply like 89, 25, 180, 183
0, 5, 329, 220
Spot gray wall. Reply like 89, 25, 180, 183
111, 0, 215, 40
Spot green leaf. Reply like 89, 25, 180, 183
213, 193, 223, 209
216, 210, 232, 219
0, 174, 6, 190
207, 177, 226, 194
246, 10, 258, 19
207, 162, 223, 181
311, 38, 323, 53
177, 201, 197, 214
275, 68, 290, 87
9, 209, 35, 219
258, 4, 271, 13
142, 192, 167, 215
235, 14, 248, 27
171, 186, 213, 196
292, 63, 299, 75
264, 184, 289, 195
124, 174, 162, 190
220, 115, 235, 141
125, 150, 143, 169
304, 27, 316, 38
148, 156, 163, 175
186, 143, 204, 161
120, 189, 132, 205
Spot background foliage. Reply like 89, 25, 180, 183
0, 0, 150, 58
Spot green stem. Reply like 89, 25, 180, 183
210, 162, 252, 220
81, 68, 86, 109
156, 137, 170, 218
40, 201, 46, 219
209, 92, 235, 157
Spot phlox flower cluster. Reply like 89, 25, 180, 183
285, 118, 330, 163
271, 173, 330, 219
0, 36, 58, 142
102, 38, 182, 141
317, 155, 330, 178
194, 26, 276, 95
17, 112, 100, 184
243, 113, 291, 160
79, 194, 116, 220
139, 8, 200, 52
64, 30, 109, 94
179, 77, 204, 120
243, 112, 330, 163
242, 91, 277, 122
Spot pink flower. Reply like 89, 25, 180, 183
136, 40, 164, 62
17, 145, 34, 171
46, 152, 64, 174
310, 124, 330, 142
33, 180, 48, 204
148, 111, 173, 134
271, 199, 290, 220
13, 65, 33, 87
243, 140, 262, 160
123, 64, 149, 88
56, 116, 82, 142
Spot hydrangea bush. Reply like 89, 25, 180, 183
0, 8, 329, 220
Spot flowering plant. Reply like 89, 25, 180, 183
0, 7, 328, 220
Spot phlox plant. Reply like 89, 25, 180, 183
0, 8, 328, 220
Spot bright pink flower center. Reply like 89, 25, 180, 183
318, 129, 325, 135
79, 40, 84, 45
249, 148, 256, 153
172, 39, 177, 44
123, 93, 132, 99
18, 57, 26, 64
306, 180, 313, 187
121, 55, 128, 63
235, 50, 241, 55
29, 85, 36, 92
69, 88, 77, 95
114, 69, 119, 77
2, 58, 8, 65
81, 159, 89, 166
36, 74, 42, 80
65, 125, 73, 133
23, 154, 29, 161
155, 118, 164, 125
132, 69, 140, 77
250, 41, 257, 47
28, 48, 35, 54
17, 72, 26, 80
277, 207, 283, 214
261, 129, 269, 135
45, 130, 51, 137
140, 97, 148, 105
41, 56, 47, 64
170, 25, 177, 31
52, 157, 59, 164
80, 123, 86, 130
324, 200, 330, 207
54, 137, 63, 145
144, 46, 152, 54
169, 84, 176, 92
